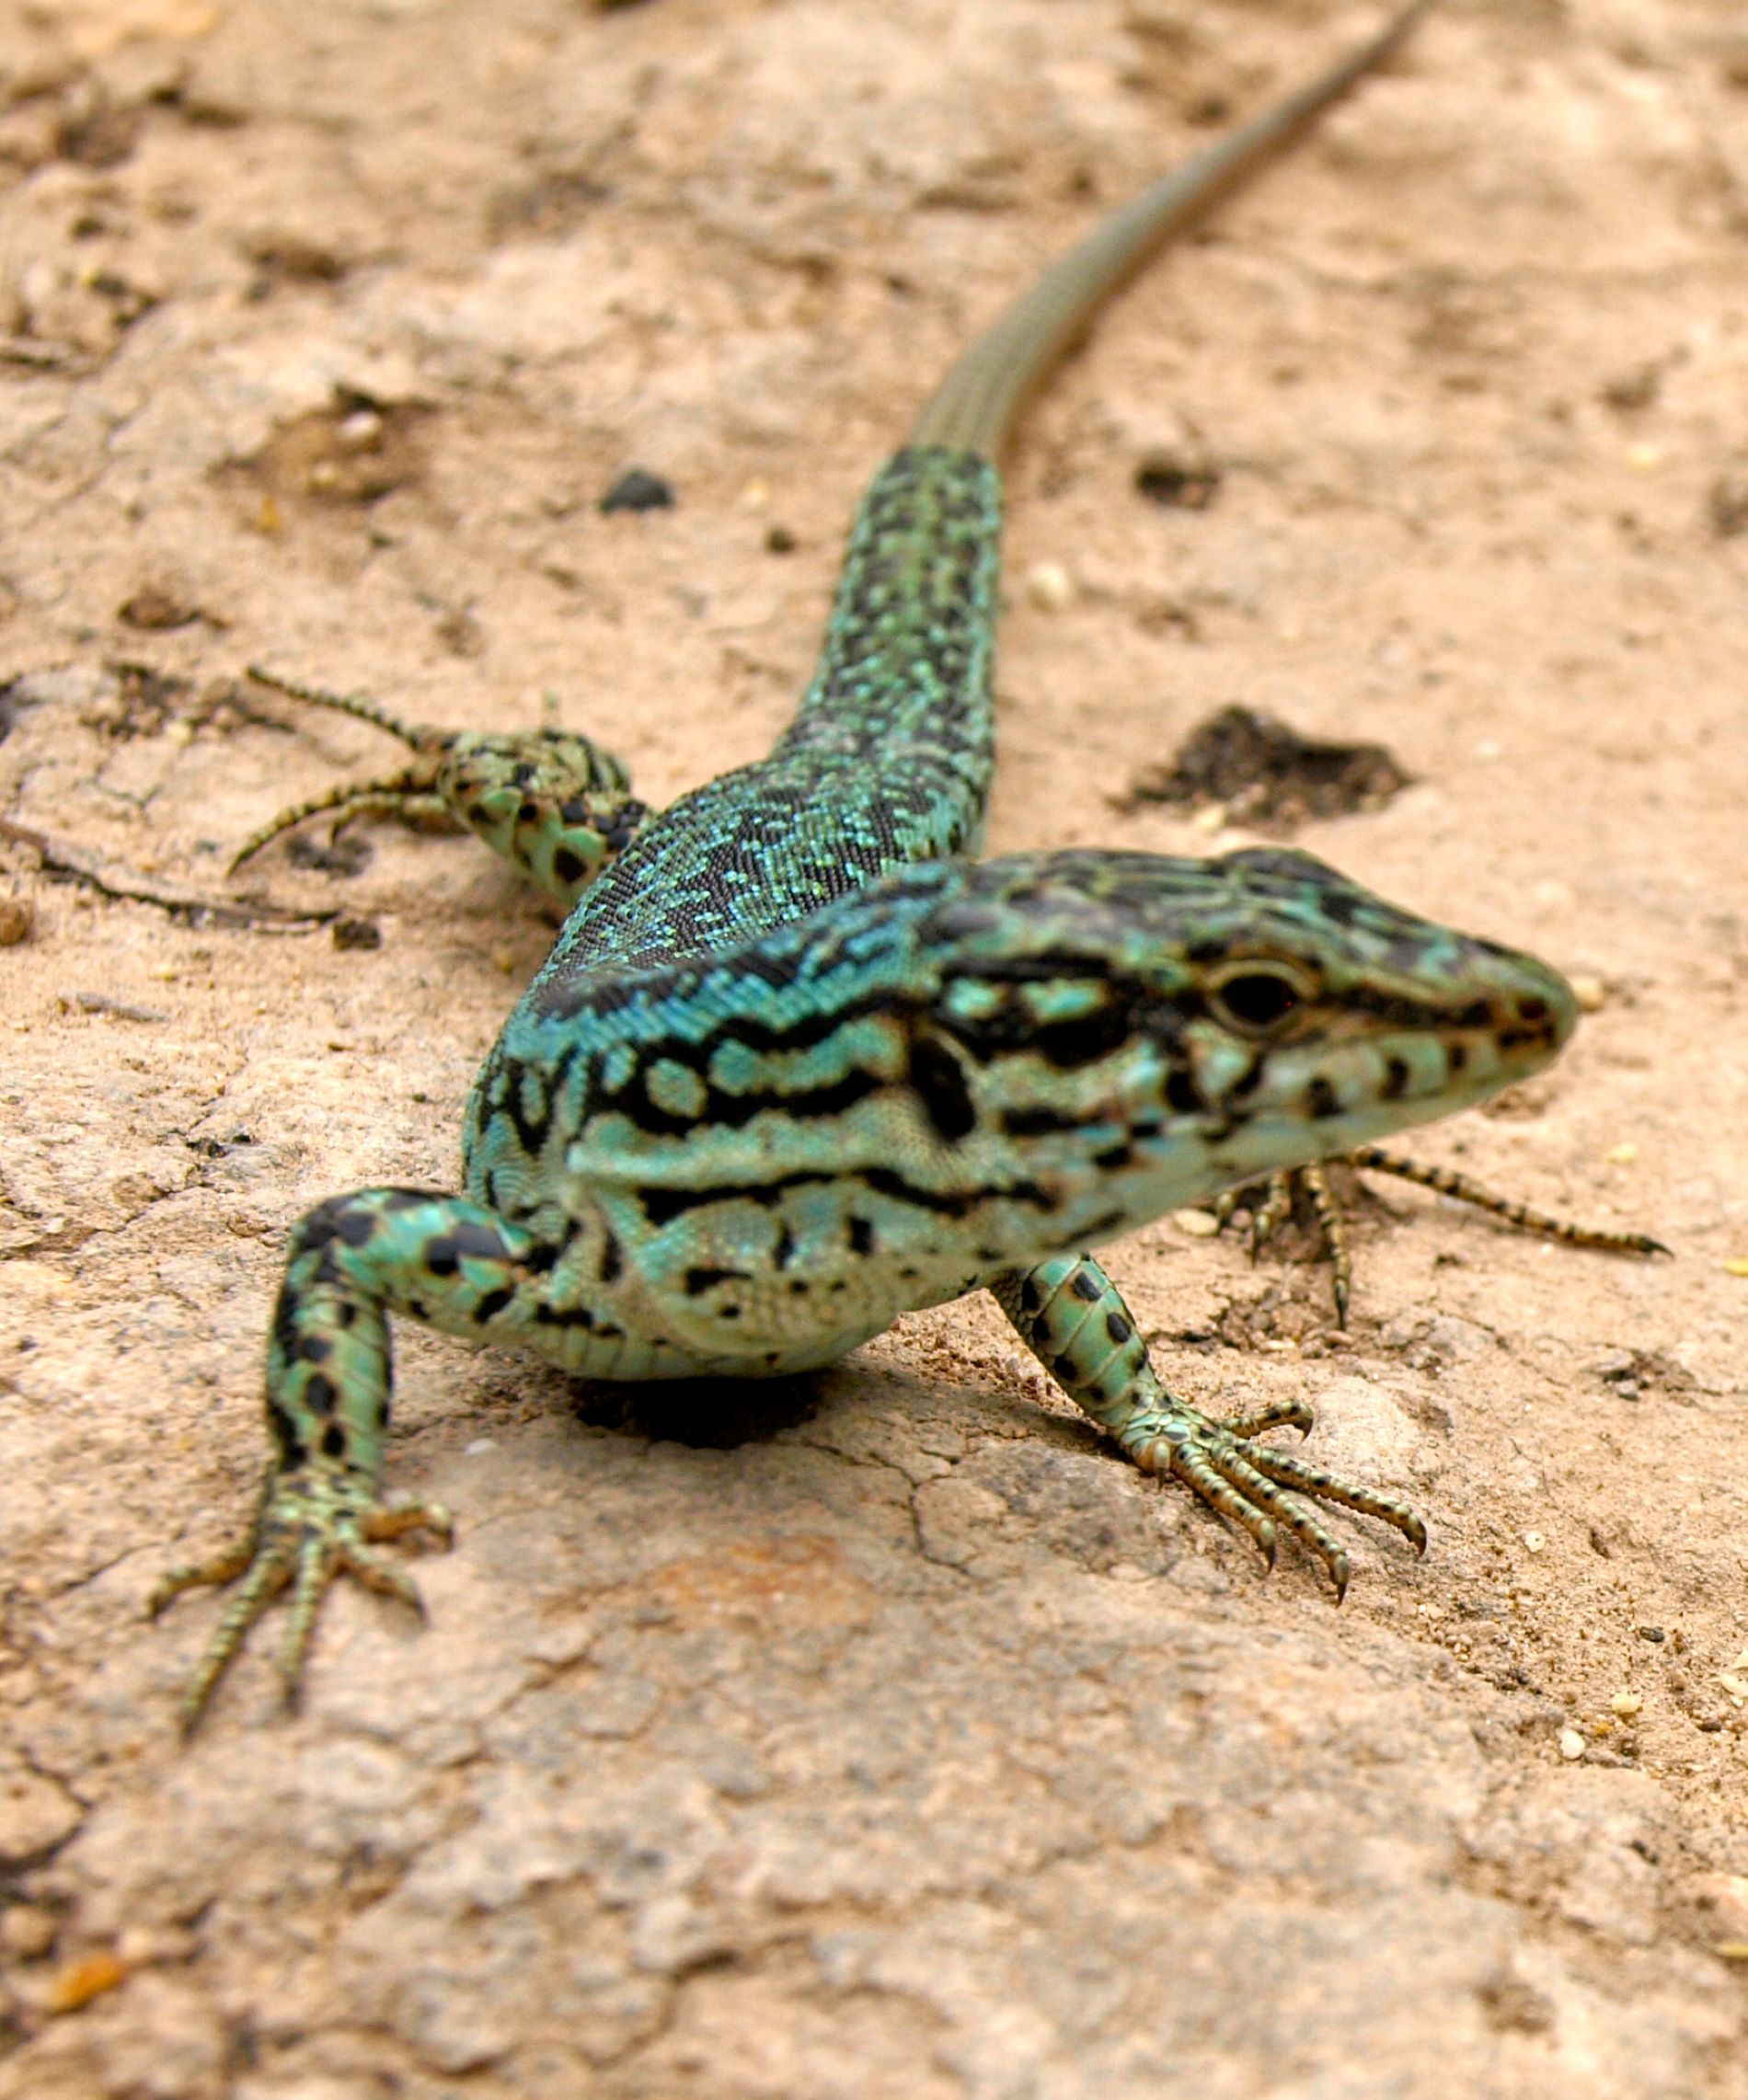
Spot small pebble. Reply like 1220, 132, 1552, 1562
1610, 1690, 1643, 1718
45, 1951, 127, 2014
0, 896, 35, 947
1, 1905, 57, 1961
1023, 560, 1074, 612
1604, 1141, 1639, 1165
1570, 974, 1607, 1012
600, 466, 674, 514
1523, 1531, 1546, 1554
1558, 1727, 1585, 1761
331, 915, 382, 951
336, 408, 384, 450
1171, 1209, 1221, 1238
1723, 1258, 1748, 1280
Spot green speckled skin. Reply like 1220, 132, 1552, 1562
155, 6, 1591, 1726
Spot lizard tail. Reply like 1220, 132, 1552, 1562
909, 0, 1437, 460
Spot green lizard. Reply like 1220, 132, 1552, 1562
153, 0, 1644, 1727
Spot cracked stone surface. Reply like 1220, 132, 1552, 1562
3, 1, 1748, 2094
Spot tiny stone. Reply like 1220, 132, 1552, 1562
1558, 1727, 1585, 1761
1610, 1690, 1643, 1717
600, 466, 674, 514
1722, 1258, 1748, 1279
1604, 1141, 1639, 1165
1, 1905, 57, 1960
1133, 450, 1222, 510
0, 896, 35, 946
491, 946, 519, 973
1570, 974, 1608, 1012
1024, 560, 1075, 612
336, 408, 384, 449
119, 582, 199, 630
1638, 1625, 1665, 1642
1523, 1531, 1546, 1554
331, 915, 382, 951
1708, 472, 1748, 539
765, 524, 797, 554
1171, 1209, 1221, 1238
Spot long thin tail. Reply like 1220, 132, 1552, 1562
910, 0, 1437, 459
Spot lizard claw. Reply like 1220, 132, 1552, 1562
152, 1464, 451, 1732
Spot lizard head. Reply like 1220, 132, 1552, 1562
903, 844, 1576, 1229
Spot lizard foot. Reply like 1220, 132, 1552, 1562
1215, 1151, 1668, 1327
149, 1462, 452, 1732
1118, 1397, 1427, 1600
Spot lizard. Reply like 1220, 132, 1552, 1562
151, 0, 1647, 1727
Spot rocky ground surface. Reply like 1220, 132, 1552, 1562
3, 0, 1748, 2094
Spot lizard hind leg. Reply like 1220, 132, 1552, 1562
1216, 1151, 1668, 1328
236, 667, 647, 904
991, 1253, 1426, 1596
435, 729, 649, 906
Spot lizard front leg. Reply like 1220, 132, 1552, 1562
991, 1253, 1426, 1592
151, 1188, 551, 1729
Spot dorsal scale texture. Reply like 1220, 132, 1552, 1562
526, 446, 1002, 982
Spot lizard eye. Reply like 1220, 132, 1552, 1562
1206, 963, 1312, 1037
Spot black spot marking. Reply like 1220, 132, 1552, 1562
848, 1216, 876, 1257
1034, 1004, 1133, 1072
599, 1234, 623, 1284
299, 1334, 332, 1363
475, 1286, 513, 1324
1305, 1077, 1341, 1120
1071, 1269, 1100, 1303
554, 847, 585, 889
560, 797, 590, 826
1383, 1055, 1410, 1101
320, 1424, 348, 1459
423, 1220, 512, 1278
685, 1265, 746, 1296
1001, 1105, 1083, 1139
1447, 1043, 1468, 1074
1106, 1311, 1133, 1346
910, 1031, 975, 1144
1166, 1068, 1203, 1117
304, 1372, 337, 1417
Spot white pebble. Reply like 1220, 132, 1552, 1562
1024, 560, 1075, 612
1171, 1209, 1221, 1238
1558, 1727, 1585, 1761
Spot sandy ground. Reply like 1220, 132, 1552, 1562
3, 0, 1748, 2093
